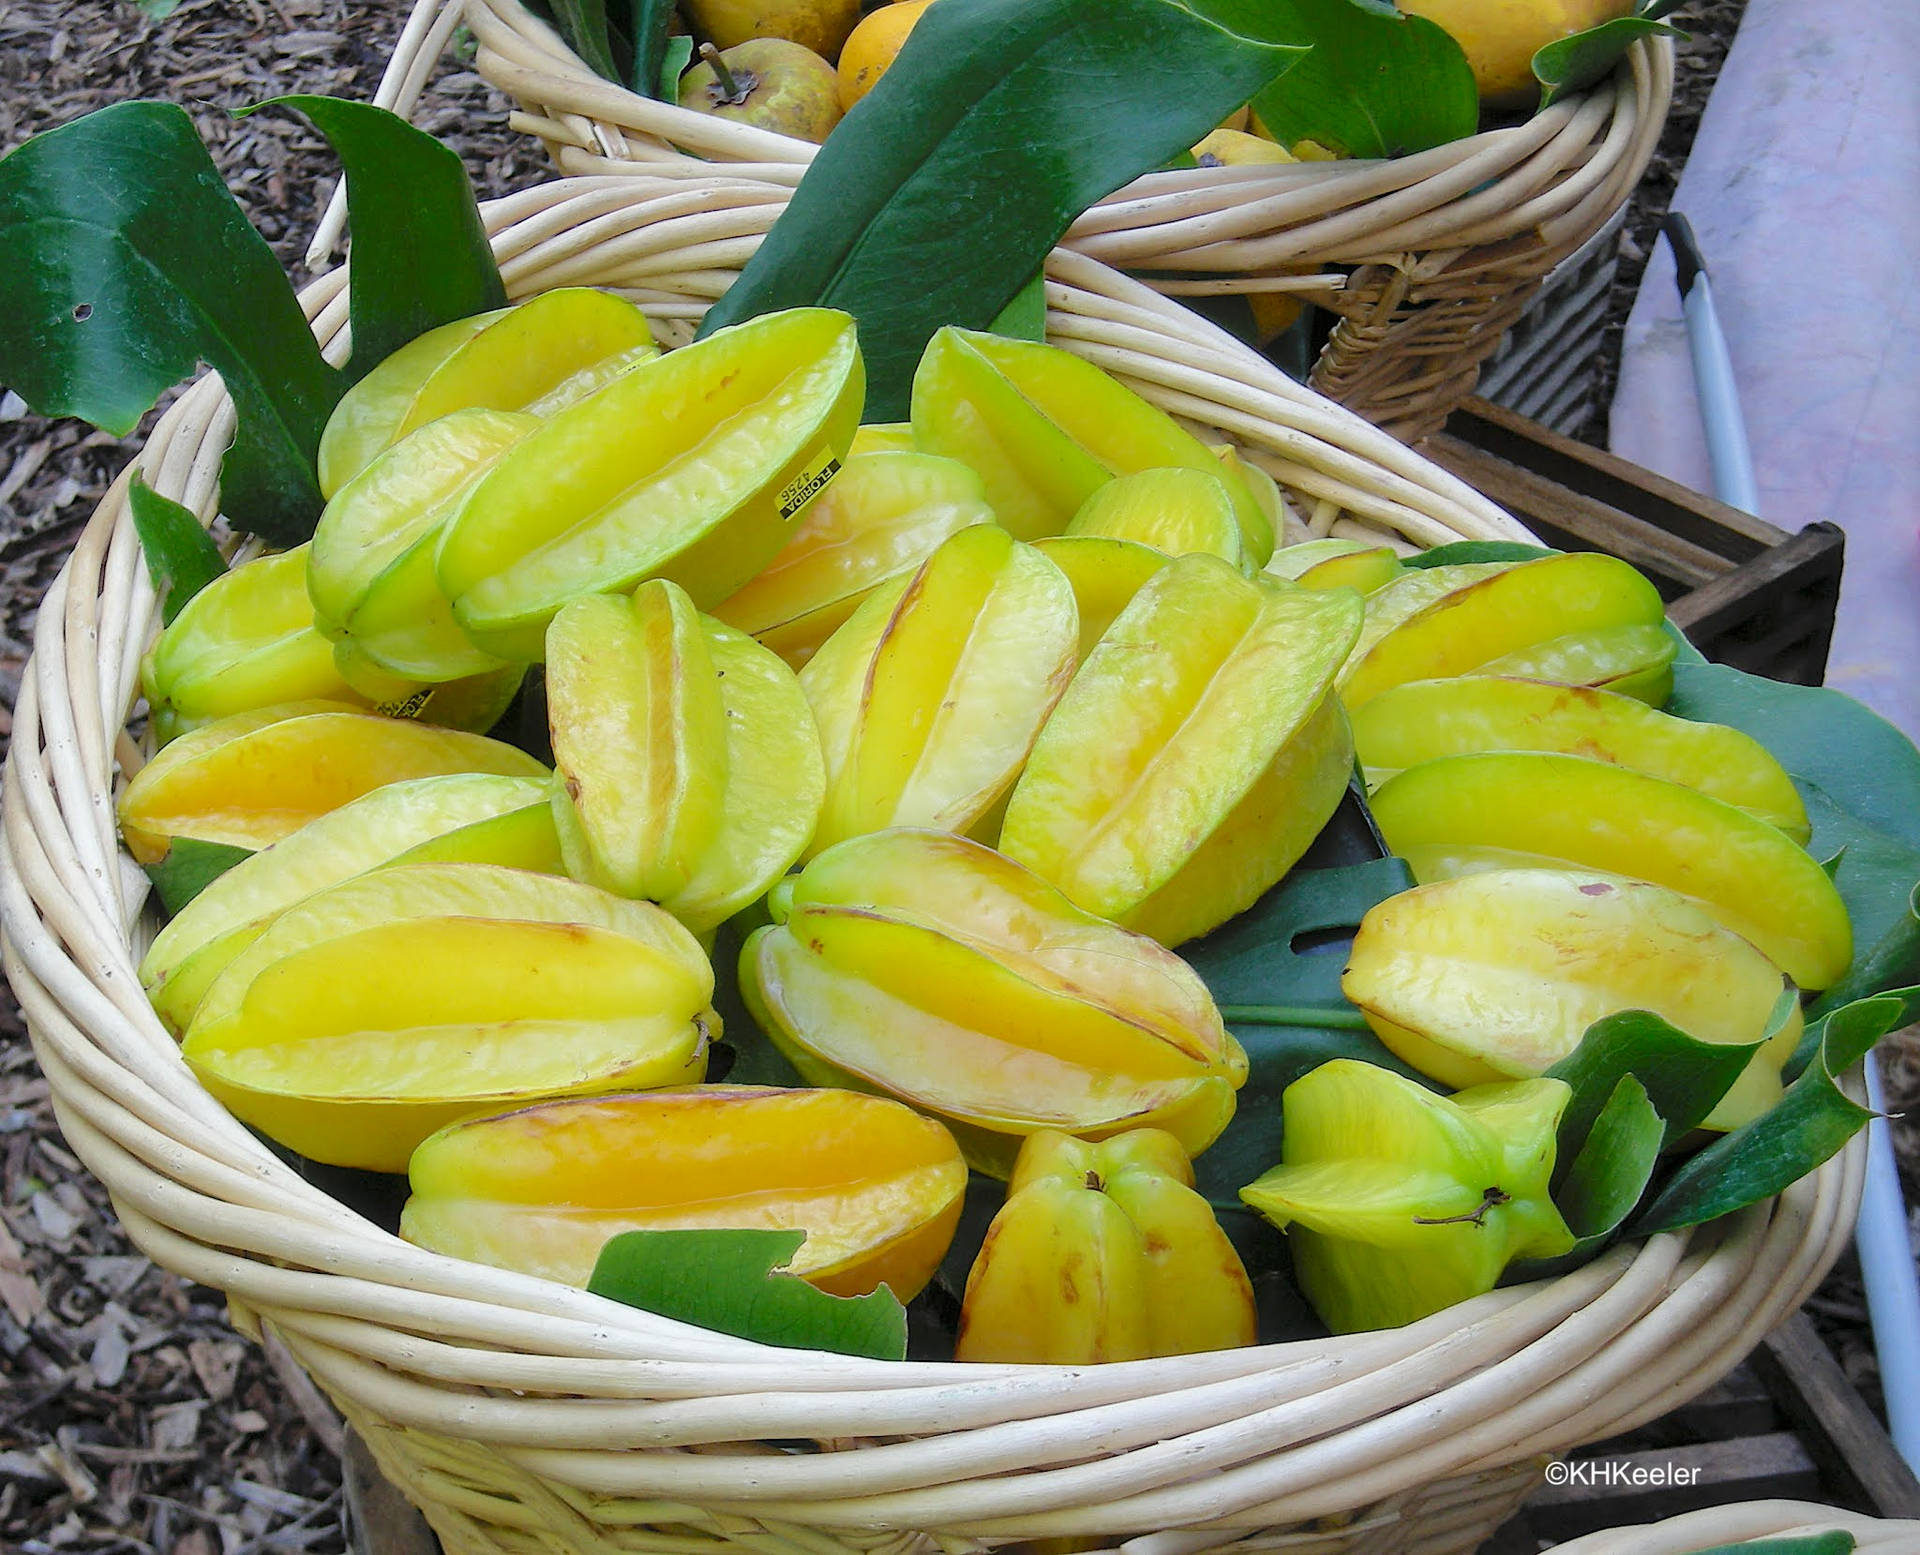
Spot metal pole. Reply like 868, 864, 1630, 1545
1664, 209, 1920, 1472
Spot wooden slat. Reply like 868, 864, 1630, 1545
1754, 1314, 1920, 1520
1442, 397, 1787, 556
1423, 431, 1733, 593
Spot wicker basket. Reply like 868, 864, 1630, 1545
1549, 1502, 1920, 1552
1, 178, 1864, 1555
336, 0, 1673, 444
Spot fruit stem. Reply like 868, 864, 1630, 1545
1217, 1003, 1373, 1030
698, 42, 750, 105
1413, 1187, 1511, 1228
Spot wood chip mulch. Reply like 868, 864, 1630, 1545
1, 4, 1916, 1552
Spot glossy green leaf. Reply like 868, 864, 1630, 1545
657, 33, 695, 99
697, 0, 1300, 417
989, 271, 1047, 342
1188, 0, 1479, 158
143, 838, 254, 917
1401, 541, 1558, 569
1533, 16, 1684, 106
1514, 1073, 1662, 1278
130, 478, 226, 627
588, 1227, 908, 1359
1544, 1005, 1778, 1161
1632, 993, 1902, 1235
1662, 618, 1709, 668
257, 97, 506, 382
1790, 985, 1920, 1083
0, 101, 339, 544
1182, 839, 1433, 1209
1664, 664, 1920, 1008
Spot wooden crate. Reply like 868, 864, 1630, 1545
1485, 1314, 1920, 1550
1429, 397, 1846, 687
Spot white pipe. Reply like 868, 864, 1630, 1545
1665, 209, 1920, 1474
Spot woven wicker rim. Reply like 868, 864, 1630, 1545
1547, 1502, 1920, 1554
0, 178, 1864, 1543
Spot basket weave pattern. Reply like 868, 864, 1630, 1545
357, 0, 1673, 442
0, 181, 1861, 1555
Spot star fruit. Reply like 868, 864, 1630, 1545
998, 553, 1360, 947
182, 862, 715, 1173
910, 326, 1273, 562
741, 828, 1247, 1175
401, 1085, 965, 1300
117, 701, 546, 865
1370, 751, 1852, 990
1343, 869, 1802, 1130
545, 580, 824, 934
955, 1128, 1256, 1364
798, 523, 1077, 856
436, 307, 863, 662
315, 287, 658, 497
1241, 1060, 1576, 1334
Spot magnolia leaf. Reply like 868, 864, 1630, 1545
697, 0, 1300, 417
1533, 16, 1685, 107
1188, 0, 1479, 158
1511, 1073, 1663, 1279
257, 97, 507, 381
130, 478, 226, 626
143, 838, 254, 917
1633, 993, 1904, 1235
0, 101, 340, 543
1545, 1004, 1780, 1161
588, 1227, 908, 1359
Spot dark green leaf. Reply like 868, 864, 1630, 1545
1399, 541, 1559, 569
1187, 0, 1479, 159
1545, 1006, 1776, 1160
547, 0, 625, 81
1555, 1074, 1662, 1240
143, 838, 254, 916
1533, 16, 1684, 107
0, 101, 339, 543
697, 0, 1300, 418
988, 271, 1047, 342
1632, 993, 1904, 1235
1798, 788, 1920, 1016
257, 98, 506, 381
627, 0, 676, 96
1684, 1537, 1854, 1555
1790, 985, 1920, 1081
588, 1227, 907, 1359
657, 34, 695, 100
1182, 852, 1433, 1208
130, 478, 226, 626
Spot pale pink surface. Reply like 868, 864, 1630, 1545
1609, 0, 1920, 735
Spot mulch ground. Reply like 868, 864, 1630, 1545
1, 3, 1915, 1552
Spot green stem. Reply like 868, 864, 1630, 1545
698, 41, 748, 104
1218, 1003, 1373, 1030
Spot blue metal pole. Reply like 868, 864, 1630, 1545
1664, 210, 1920, 1472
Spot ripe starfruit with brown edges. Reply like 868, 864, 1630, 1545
955, 1128, 1256, 1363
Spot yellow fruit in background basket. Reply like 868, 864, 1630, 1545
678, 39, 845, 145
1191, 128, 1297, 168
681, 0, 864, 58
837, 0, 936, 111
1396, 0, 1638, 110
